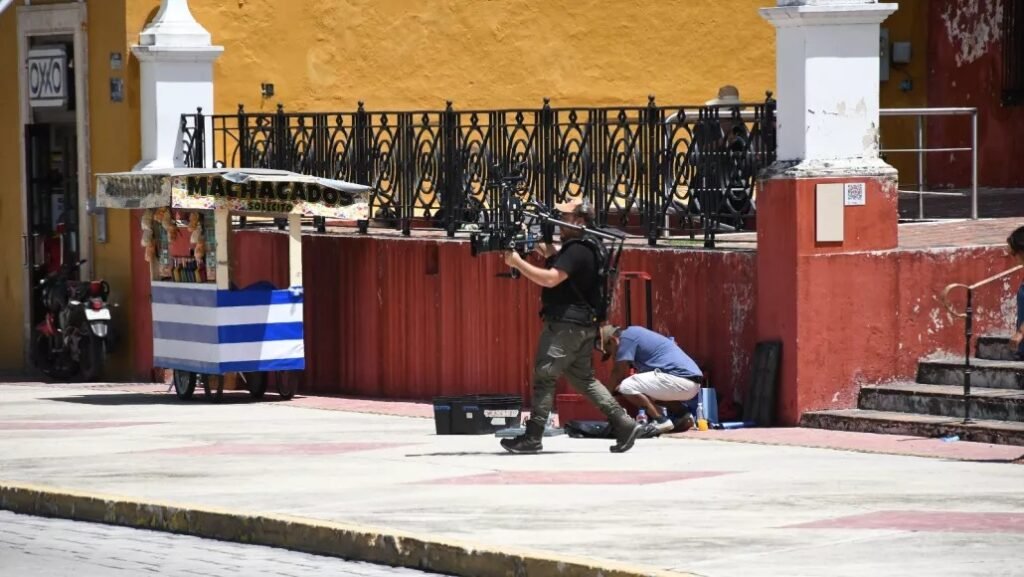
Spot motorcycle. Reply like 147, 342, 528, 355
32, 259, 115, 381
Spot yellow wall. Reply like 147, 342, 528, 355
0, 6, 24, 370
89, 0, 137, 379
0, 0, 138, 374
170, 0, 778, 112
879, 0, 929, 188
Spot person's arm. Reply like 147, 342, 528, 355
608, 361, 630, 392
533, 242, 557, 258
504, 252, 568, 288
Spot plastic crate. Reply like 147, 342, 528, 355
432, 396, 456, 435
434, 394, 522, 435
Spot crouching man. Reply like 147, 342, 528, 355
599, 325, 704, 433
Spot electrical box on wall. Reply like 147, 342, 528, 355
879, 28, 890, 82
892, 41, 911, 64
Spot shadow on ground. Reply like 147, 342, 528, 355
45, 393, 299, 406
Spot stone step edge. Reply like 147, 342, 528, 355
862, 384, 1024, 400
801, 410, 1024, 447
919, 357, 1024, 369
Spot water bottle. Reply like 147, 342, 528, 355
696, 401, 709, 431
636, 409, 648, 426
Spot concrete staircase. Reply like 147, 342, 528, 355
802, 335, 1024, 446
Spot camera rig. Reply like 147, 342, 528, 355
467, 163, 627, 314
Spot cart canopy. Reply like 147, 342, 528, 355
95, 168, 372, 219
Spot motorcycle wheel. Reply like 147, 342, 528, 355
79, 334, 105, 382
172, 370, 196, 400
33, 332, 74, 381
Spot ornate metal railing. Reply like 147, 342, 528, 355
180, 94, 776, 246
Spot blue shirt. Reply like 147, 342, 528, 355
615, 326, 703, 379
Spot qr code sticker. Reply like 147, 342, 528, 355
844, 182, 866, 206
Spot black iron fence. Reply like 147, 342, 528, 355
180, 94, 776, 247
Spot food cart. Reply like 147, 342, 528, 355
94, 168, 371, 401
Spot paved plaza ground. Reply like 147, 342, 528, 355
1, 382, 1022, 577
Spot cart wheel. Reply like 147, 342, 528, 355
172, 370, 196, 400
276, 372, 297, 400
247, 372, 267, 399
203, 375, 224, 403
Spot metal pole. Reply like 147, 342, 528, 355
971, 111, 979, 220
916, 115, 925, 219
624, 280, 633, 326
963, 289, 974, 425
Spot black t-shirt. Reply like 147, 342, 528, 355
541, 241, 600, 311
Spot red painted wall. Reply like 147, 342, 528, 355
758, 175, 901, 423
788, 246, 1019, 417
131, 228, 1018, 425
228, 232, 758, 410
927, 0, 1024, 188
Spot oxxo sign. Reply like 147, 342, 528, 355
27, 46, 67, 108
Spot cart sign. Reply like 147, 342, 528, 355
27, 47, 68, 108
95, 169, 372, 220
172, 175, 366, 219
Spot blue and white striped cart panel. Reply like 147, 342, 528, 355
150, 282, 305, 374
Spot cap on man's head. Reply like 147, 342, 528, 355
598, 324, 621, 355
706, 85, 741, 106
554, 197, 595, 224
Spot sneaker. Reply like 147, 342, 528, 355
653, 418, 675, 434
500, 435, 543, 454
609, 412, 642, 453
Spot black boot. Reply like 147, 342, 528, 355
609, 410, 641, 453
500, 420, 544, 454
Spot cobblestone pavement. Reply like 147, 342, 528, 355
0, 510, 442, 577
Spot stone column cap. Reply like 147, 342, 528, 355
137, 0, 221, 49
131, 44, 224, 63
762, 1, 897, 26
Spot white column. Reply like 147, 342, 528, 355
131, 0, 223, 171
761, 0, 897, 165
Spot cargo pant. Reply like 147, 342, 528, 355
527, 320, 626, 432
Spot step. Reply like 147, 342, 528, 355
977, 335, 1021, 362
917, 356, 1024, 390
801, 409, 1024, 446
859, 383, 1024, 422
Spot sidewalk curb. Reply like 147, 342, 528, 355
0, 482, 695, 577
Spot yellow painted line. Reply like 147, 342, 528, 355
0, 481, 696, 577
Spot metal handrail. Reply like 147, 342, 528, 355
879, 107, 978, 220
940, 264, 1024, 424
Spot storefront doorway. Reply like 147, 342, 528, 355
18, 4, 90, 364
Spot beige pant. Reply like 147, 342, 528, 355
617, 370, 700, 401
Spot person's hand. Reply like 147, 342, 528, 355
1010, 331, 1023, 352
503, 251, 521, 268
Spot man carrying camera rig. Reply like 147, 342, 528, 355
499, 199, 642, 454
